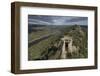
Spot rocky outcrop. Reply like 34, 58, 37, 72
61, 36, 79, 59
61, 25, 87, 59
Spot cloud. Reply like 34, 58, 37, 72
28, 19, 51, 25
67, 17, 88, 22
28, 15, 88, 25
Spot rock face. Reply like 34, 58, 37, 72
61, 36, 79, 59
61, 25, 87, 59
61, 36, 72, 59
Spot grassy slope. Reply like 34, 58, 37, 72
28, 34, 60, 60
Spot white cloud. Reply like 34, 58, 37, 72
28, 19, 51, 25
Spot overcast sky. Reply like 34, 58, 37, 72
28, 15, 88, 26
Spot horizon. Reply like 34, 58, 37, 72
28, 15, 88, 26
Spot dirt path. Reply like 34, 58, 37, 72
61, 41, 67, 59
60, 36, 72, 59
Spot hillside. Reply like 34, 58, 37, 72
63, 25, 88, 58
28, 24, 88, 60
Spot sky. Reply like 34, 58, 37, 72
28, 15, 88, 26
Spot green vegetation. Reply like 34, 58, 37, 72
63, 25, 88, 58
28, 29, 52, 42
28, 24, 88, 60
28, 34, 61, 60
